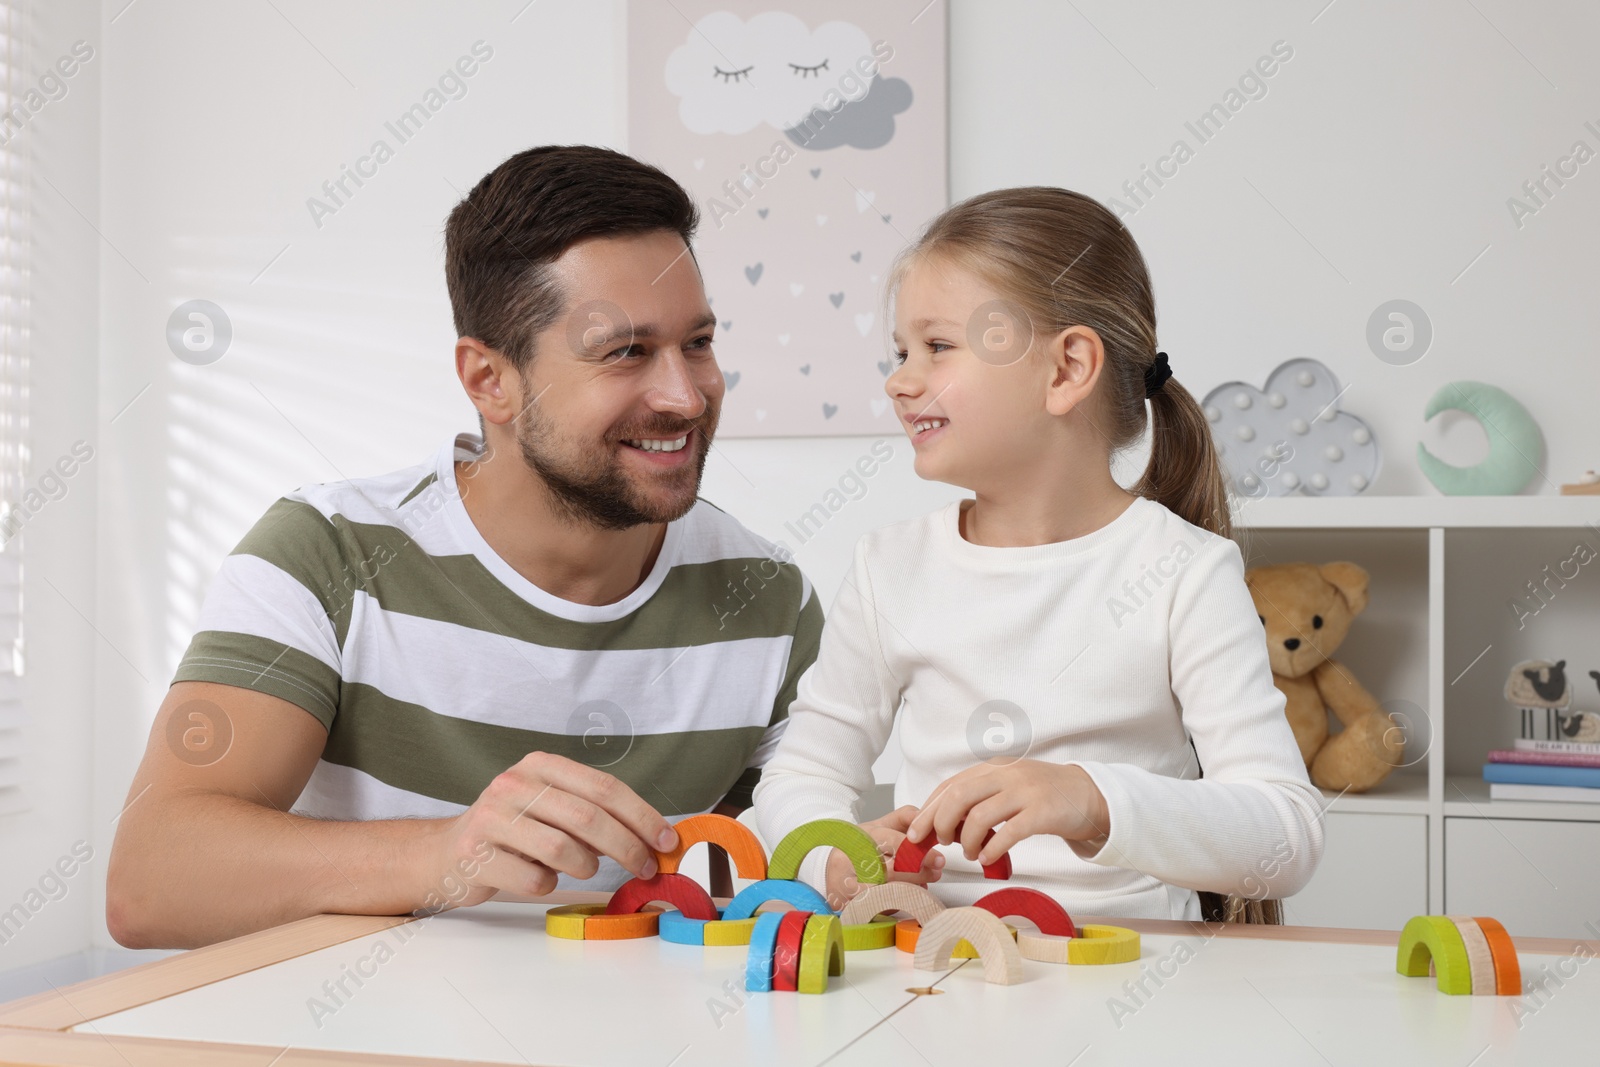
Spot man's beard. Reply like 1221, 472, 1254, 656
515, 402, 717, 531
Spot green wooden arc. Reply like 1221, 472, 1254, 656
1396, 915, 1474, 995
767, 819, 887, 887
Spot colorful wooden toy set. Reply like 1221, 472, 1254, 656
547, 816, 1523, 997
1396, 915, 1522, 995
543, 814, 1143, 992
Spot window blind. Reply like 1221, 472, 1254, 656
0, 0, 31, 817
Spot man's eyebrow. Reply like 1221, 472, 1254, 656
583, 312, 718, 351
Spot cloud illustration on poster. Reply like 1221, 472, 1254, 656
784, 74, 911, 151
665, 11, 905, 149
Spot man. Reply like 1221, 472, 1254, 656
106, 146, 821, 949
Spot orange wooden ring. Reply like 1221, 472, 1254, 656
585, 906, 663, 941
1472, 916, 1522, 996
546, 903, 662, 940
655, 813, 768, 880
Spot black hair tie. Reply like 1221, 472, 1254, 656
1144, 350, 1172, 398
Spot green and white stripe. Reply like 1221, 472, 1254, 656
174, 434, 820, 885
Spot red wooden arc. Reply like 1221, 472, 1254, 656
605, 872, 718, 921
894, 821, 1012, 880
773, 910, 813, 992
972, 887, 1076, 937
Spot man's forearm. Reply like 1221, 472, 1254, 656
107, 791, 451, 949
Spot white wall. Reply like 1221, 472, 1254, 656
0, 0, 102, 972
0, 0, 1587, 958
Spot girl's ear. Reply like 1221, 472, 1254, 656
1043, 325, 1106, 417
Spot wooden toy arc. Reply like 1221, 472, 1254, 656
912, 907, 1025, 985
1396, 914, 1520, 995
894, 821, 1012, 880
605, 873, 719, 921
767, 818, 888, 886
839, 881, 946, 926
971, 887, 1077, 937
653, 813, 769, 881
722, 878, 833, 921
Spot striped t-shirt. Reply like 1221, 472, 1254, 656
173, 432, 822, 889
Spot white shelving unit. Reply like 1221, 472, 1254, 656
1236, 494, 1600, 938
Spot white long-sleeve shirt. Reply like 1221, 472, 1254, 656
753, 495, 1326, 921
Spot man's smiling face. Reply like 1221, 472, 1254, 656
512, 229, 724, 530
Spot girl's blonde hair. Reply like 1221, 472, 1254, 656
889, 186, 1234, 542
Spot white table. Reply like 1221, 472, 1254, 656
0, 893, 1593, 1065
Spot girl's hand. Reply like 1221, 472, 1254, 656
904, 760, 1111, 868
823, 805, 944, 911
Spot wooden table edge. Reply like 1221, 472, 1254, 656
0, 1025, 536, 1067
1, 891, 1590, 1039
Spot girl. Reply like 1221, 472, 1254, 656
752, 187, 1325, 923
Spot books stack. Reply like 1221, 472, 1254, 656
1483, 738, 1600, 803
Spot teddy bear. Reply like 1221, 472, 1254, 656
1243, 560, 1403, 793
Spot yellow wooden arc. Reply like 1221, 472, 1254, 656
1066, 925, 1140, 965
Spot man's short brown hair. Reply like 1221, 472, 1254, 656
444, 145, 700, 372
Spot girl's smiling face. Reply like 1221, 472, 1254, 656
886, 256, 1050, 491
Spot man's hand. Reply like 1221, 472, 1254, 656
903, 760, 1111, 868
423, 751, 679, 908
823, 805, 944, 911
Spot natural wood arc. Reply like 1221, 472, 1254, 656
912, 907, 1025, 985
839, 881, 945, 926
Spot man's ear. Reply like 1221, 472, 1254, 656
457, 338, 520, 429
1043, 324, 1105, 418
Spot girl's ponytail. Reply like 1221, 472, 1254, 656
1133, 372, 1233, 542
